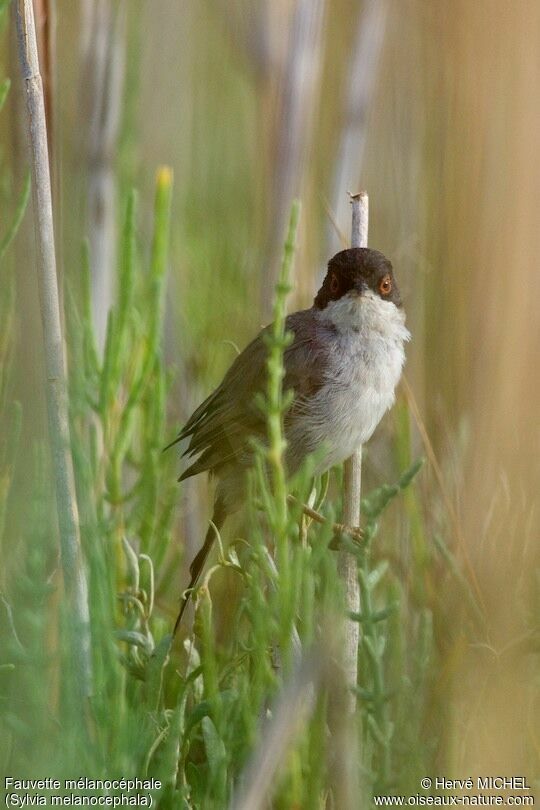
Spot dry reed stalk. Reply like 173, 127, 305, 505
328, 0, 387, 255
339, 191, 368, 708
261, 0, 326, 317
324, 193, 368, 810
15, 0, 91, 699
80, 0, 126, 353
229, 650, 322, 810
32, 0, 55, 160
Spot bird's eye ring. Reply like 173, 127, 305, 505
379, 275, 392, 296
329, 273, 339, 294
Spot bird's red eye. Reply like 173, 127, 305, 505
330, 274, 339, 294
379, 275, 392, 295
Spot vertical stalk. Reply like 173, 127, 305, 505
328, 0, 387, 254
266, 202, 300, 535
266, 201, 300, 666
339, 191, 368, 706
80, 0, 126, 354
14, 0, 91, 699
261, 0, 325, 318
327, 193, 367, 810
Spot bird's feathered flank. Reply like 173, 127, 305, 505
164, 311, 334, 481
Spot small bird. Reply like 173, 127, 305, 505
166, 247, 410, 631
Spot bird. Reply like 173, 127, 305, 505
166, 247, 410, 632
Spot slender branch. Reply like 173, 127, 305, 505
15, 0, 91, 699
81, 0, 126, 354
286, 493, 363, 546
261, 0, 326, 317
339, 191, 368, 707
325, 191, 369, 809
32, 0, 55, 161
328, 0, 387, 254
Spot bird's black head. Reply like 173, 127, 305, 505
314, 248, 402, 310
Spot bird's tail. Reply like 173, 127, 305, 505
173, 498, 227, 635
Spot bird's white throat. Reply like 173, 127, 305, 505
319, 289, 410, 344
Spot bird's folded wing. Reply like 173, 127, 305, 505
168, 310, 332, 480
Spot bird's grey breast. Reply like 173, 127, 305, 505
286, 298, 409, 473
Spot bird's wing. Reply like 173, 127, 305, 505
168, 310, 332, 481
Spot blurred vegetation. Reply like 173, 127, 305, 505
1, 0, 539, 807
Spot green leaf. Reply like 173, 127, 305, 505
115, 629, 153, 654
202, 715, 227, 775
80, 239, 100, 378
184, 700, 212, 739
361, 458, 424, 520
185, 762, 206, 803
152, 699, 185, 787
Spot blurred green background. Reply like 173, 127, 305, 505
1, 0, 539, 805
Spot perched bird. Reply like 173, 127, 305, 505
166, 247, 410, 631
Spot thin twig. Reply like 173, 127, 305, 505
15, 0, 92, 699
286, 493, 363, 545
339, 191, 368, 707
328, 0, 387, 254
81, 0, 126, 354
327, 190, 368, 808
261, 0, 326, 317
32, 0, 55, 160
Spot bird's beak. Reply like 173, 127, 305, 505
353, 279, 368, 296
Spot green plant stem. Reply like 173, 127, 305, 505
357, 564, 392, 788
265, 200, 300, 662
